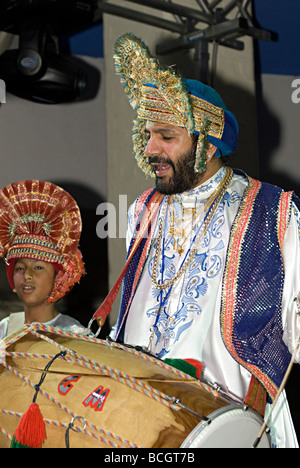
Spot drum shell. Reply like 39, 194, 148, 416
0, 330, 228, 448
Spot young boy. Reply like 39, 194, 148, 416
0, 179, 88, 338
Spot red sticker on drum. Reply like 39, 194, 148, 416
58, 376, 81, 396
82, 386, 110, 412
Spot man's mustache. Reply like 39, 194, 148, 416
148, 156, 194, 171
148, 156, 175, 172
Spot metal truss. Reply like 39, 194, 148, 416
0, 1, 273, 54
96, 0, 273, 54
0, 1, 273, 84
96, 0, 273, 83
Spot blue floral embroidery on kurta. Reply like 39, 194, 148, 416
146, 178, 242, 358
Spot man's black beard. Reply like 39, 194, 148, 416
149, 146, 201, 195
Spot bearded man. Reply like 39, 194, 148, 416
102, 33, 300, 448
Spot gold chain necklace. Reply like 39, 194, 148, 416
152, 167, 234, 290
169, 176, 230, 256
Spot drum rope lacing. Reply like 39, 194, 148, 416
0, 323, 221, 448
1, 325, 146, 448
0, 360, 135, 448
4, 322, 220, 395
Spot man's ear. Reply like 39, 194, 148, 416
207, 143, 218, 161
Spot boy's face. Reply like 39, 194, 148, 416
13, 258, 56, 307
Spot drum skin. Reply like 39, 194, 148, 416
0, 327, 229, 448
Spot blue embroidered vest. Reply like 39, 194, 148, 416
221, 174, 299, 401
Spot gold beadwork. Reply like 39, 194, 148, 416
114, 33, 224, 176
138, 85, 225, 140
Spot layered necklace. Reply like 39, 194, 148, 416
169, 194, 197, 256
151, 166, 234, 291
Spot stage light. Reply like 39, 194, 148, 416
0, 48, 87, 104
0, 10, 90, 104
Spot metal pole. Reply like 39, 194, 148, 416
97, 2, 187, 34
122, 0, 214, 24
194, 40, 209, 84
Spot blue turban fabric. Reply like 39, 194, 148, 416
184, 79, 239, 157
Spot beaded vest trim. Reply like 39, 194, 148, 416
221, 175, 293, 401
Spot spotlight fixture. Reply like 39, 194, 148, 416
0, 15, 88, 104
0, 51, 87, 104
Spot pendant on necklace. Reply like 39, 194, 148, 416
177, 246, 184, 256
173, 239, 185, 256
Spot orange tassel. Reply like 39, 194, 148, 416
11, 403, 46, 448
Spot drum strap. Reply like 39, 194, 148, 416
244, 375, 267, 417
92, 189, 164, 329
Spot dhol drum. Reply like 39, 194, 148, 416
0, 324, 270, 448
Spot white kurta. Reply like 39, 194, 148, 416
113, 166, 300, 448
0, 312, 89, 340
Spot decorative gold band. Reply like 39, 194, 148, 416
6, 234, 64, 265
138, 85, 225, 139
